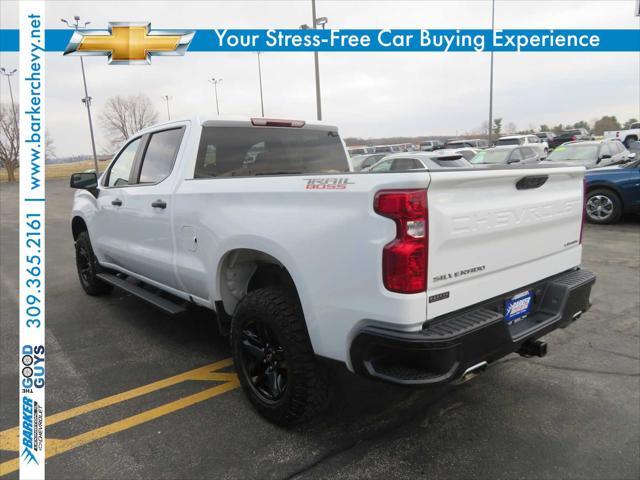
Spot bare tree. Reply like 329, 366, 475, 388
0, 103, 19, 182
505, 122, 518, 135
100, 94, 158, 150
46, 130, 56, 159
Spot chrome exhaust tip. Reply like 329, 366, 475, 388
455, 361, 488, 384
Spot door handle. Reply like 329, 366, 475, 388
151, 200, 167, 209
112, 198, 122, 206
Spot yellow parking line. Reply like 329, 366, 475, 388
0, 359, 239, 477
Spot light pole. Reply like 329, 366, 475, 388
161, 95, 172, 120
256, 52, 265, 117
301, 2, 328, 121
0, 67, 18, 129
487, 0, 496, 145
208, 78, 222, 116
62, 16, 99, 173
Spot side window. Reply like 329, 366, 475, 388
138, 128, 185, 184
522, 147, 535, 158
527, 136, 539, 143
600, 143, 612, 157
391, 158, 422, 171
509, 149, 524, 162
362, 156, 381, 169
458, 149, 475, 161
106, 138, 141, 187
370, 159, 394, 172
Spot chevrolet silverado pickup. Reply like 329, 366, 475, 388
70, 117, 596, 425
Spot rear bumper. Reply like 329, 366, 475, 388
349, 268, 596, 386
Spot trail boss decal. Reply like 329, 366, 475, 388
305, 178, 355, 190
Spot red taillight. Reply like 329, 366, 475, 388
580, 177, 586, 244
571, 136, 578, 141
374, 189, 427, 294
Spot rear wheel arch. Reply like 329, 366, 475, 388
217, 248, 302, 317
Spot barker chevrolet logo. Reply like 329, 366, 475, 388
63, 22, 194, 64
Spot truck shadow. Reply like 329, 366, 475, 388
124, 301, 448, 431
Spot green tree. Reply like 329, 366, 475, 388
573, 120, 590, 129
624, 118, 638, 129
592, 116, 621, 136
539, 124, 550, 132
492, 118, 503, 137
552, 124, 564, 134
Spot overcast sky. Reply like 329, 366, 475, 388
1, 0, 639, 157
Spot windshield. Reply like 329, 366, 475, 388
470, 149, 510, 164
496, 138, 521, 146
194, 126, 349, 177
547, 144, 599, 162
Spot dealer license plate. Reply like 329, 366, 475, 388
504, 290, 533, 324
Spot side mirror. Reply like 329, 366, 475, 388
628, 152, 637, 160
70, 172, 98, 190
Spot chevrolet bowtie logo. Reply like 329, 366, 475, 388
64, 22, 194, 64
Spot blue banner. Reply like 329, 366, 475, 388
0, 28, 638, 52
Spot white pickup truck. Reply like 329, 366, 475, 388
605, 122, 640, 148
70, 117, 596, 425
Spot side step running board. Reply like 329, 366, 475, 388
96, 273, 187, 315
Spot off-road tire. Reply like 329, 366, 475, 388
231, 286, 329, 426
75, 231, 113, 295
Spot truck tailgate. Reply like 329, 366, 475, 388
426, 166, 585, 319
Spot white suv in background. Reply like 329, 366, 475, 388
496, 134, 549, 159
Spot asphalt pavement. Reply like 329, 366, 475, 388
1, 179, 638, 479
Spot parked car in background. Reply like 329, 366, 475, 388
495, 135, 548, 158
445, 138, 489, 149
402, 143, 416, 152
545, 139, 633, 169
584, 158, 640, 224
373, 144, 403, 154
605, 122, 640, 148
536, 131, 556, 143
348, 146, 374, 156
419, 140, 444, 151
548, 129, 594, 149
449, 147, 478, 161
349, 153, 390, 171
365, 151, 472, 172
470, 145, 540, 166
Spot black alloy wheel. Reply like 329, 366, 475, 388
239, 319, 289, 402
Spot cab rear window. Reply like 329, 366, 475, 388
194, 126, 349, 178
